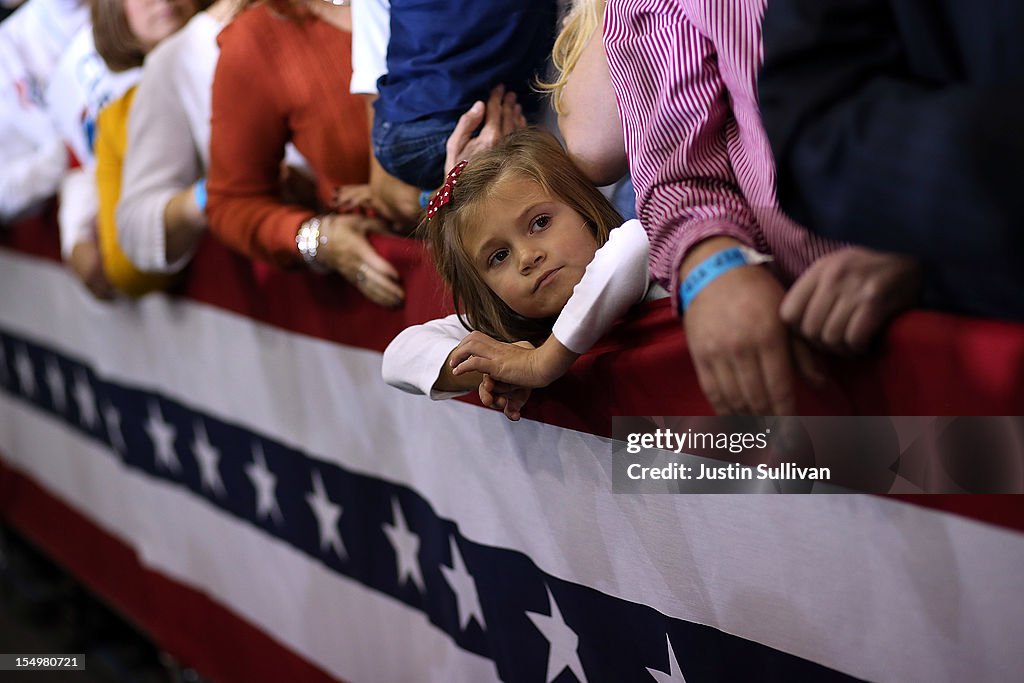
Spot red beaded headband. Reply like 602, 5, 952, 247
426, 160, 469, 220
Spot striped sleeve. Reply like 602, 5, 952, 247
603, 0, 765, 301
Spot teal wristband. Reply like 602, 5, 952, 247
193, 178, 207, 212
679, 246, 769, 310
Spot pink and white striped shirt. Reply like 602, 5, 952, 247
603, 0, 840, 303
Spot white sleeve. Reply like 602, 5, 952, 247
57, 164, 97, 259
349, 0, 390, 95
0, 105, 67, 222
551, 218, 650, 354
116, 47, 200, 273
382, 313, 474, 400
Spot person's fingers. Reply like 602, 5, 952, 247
478, 377, 497, 409
358, 266, 404, 306
791, 336, 828, 388
451, 355, 495, 377
797, 278, 838, 343
693, 359, 729, 415
335, 184, 373, 208
819, 293, 858, 354
499, 91, 523, 135
349, 233, 402, 283
514, 103, 525, 128
445, 100, 485, 171
87, 277, 116, 301
844, 302, 889, 354
732, 351, 772, 415
450, 332, 495, 368
779, 268, 817, 326
758, 336, 798, 415
475, 86, 508, 147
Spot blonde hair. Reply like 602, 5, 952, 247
420, 129, 622, 344
535, 0, 605, 115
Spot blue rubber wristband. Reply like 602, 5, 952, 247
679, 247, 750, 310
418, 189, 433, 209
193, 178, 207, 212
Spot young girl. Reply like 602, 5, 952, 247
382, 129, 656, 420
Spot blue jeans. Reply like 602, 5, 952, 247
610, 174, 638, 221
372, 116, 455, 191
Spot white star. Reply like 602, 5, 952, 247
246, 442, 283, 525
647, 635, 687, 683
102, 402, 126, 454
144, 401, 180, 473
44, 356, 66, 412
306, 470, 345, 558
14, 345, 35, 397
526, 586, 588, 683
191, 420, 225, 497
441, 536, 486, 631
72, 369, 98, 428
382, 498, 424, 592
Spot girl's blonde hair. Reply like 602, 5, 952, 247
420, 128, 622, 344
535, 0, 605, 115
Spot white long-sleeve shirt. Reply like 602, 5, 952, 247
382, 219, 652, 399
115, 12, 221, 273
0, 0, 88, 221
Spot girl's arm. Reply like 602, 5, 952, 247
551, 218, 649, 353
382, 314, 480, 399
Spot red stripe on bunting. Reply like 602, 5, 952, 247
0, 457, 346, 683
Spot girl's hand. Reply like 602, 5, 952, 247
450, 334, 578, 388
780, 246, 921, 355
479, 375, 532, 422
318, 214, 405, 308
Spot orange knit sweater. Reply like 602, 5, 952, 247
206, 6, 370, 267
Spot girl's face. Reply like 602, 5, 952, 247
462, 176, 599, 319
123, 0, 193, 52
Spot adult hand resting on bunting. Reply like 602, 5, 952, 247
681, 237, 826, 416
443, 83, 527, 175
780, 247, 922, 355
317, 213, 405, 308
